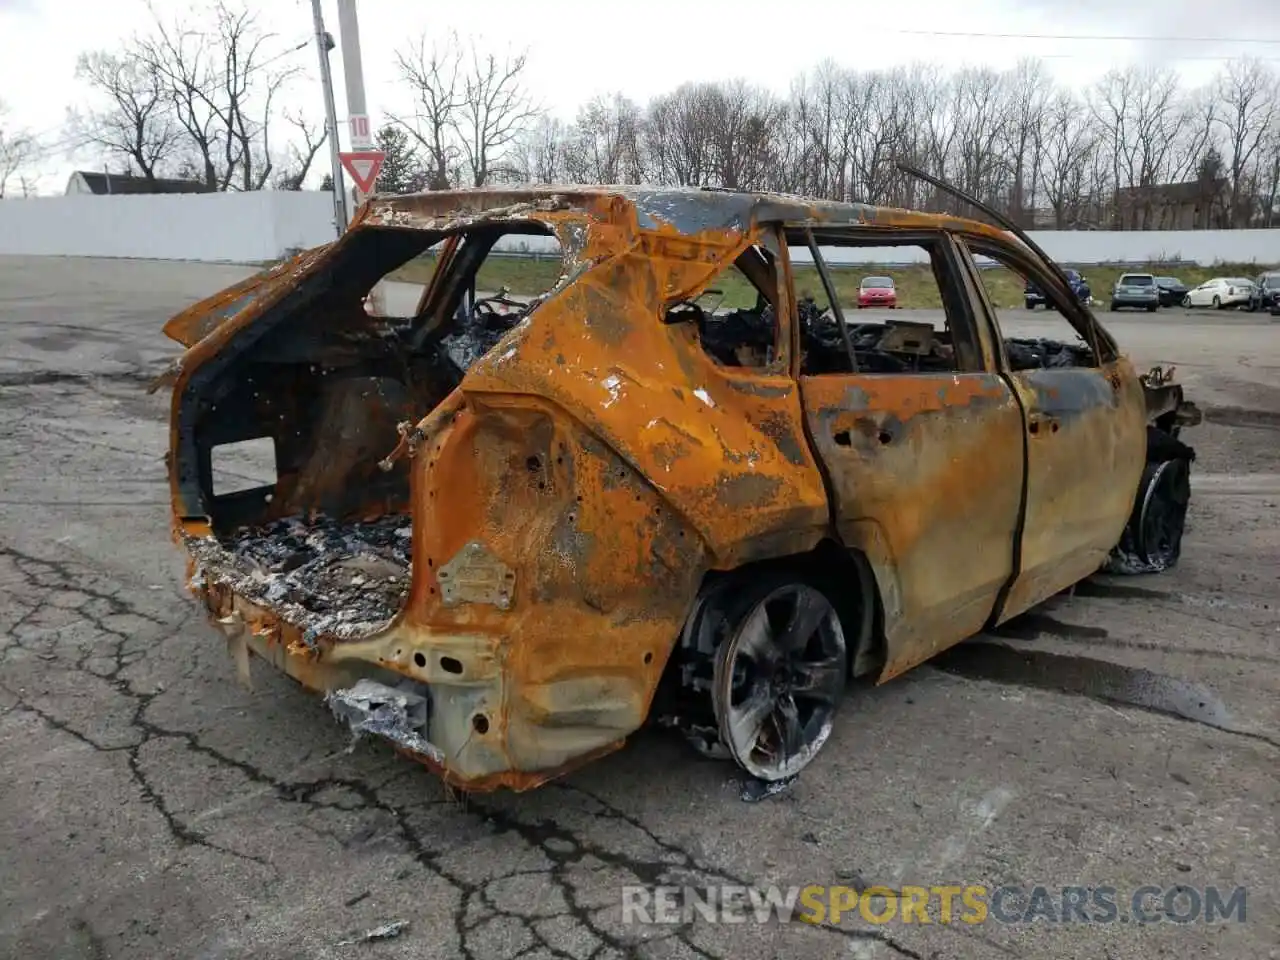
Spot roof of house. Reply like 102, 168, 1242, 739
69, 171, 214, 195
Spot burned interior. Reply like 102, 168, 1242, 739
173, 220, 565, 638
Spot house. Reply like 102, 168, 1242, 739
1113, 179, 1228, 230
64, 171, 214, 196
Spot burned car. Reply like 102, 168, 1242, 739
160, 183, 1200, 793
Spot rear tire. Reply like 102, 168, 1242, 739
1212, 295, 1222, 309
1147, 304, 1158, 313
1025, 300, 1036, 310
710, 577, 847, 783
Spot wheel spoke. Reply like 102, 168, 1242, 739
728, 686, 775, 750
791, 656, 845, 701
773, 695, 806, 761
783, 589, 828, 651
734, 603, 776, 664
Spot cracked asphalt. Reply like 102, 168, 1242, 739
1, 255, 1277, 960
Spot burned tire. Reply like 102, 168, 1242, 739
710, 578, 847, 782
1134, 459, 1191, 569
1105, 437, 1193, 575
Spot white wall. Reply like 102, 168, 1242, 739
0, 191, 1276, 266
499, 228, 1280, 267
0, 191, 339, 263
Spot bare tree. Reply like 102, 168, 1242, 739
456, 46, 539, 186
393, 33, 464, 189
1212, 58, 1279, 226
563, 94, 643, 184
0, 102, 36, 198
1039, 91, 1098, 227
510, 116, 568, 183
272, 111, 326, 190
70, 51, 178, 184
1002, 58, 1052, 223
122, 1, 299, 190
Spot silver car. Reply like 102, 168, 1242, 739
1110, 273, 1159, 312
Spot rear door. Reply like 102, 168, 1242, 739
788, 227, 1025, 680
954, 236, 1146, 621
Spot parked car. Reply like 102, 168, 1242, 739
857, 275, 897, 308
1025, 268, 1090, 308
158, 184, 1200, 793
1249, 271, 1280, 312
1110, 273, 1160, 312
1183, 277, 1254, 309
1154, 276, 1189, 308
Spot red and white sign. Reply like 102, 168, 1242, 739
339, 150, 384, 195
348, 114, 371, 148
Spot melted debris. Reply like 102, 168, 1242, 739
336, 919, 411, 946
1004, 337, 1094, 370
740, 774, 798, 803
326, 679, 443, 763
185, 514, 411, 639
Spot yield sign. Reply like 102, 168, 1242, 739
339, 150, 385, 194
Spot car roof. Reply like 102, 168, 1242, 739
362, 184, 1017, 241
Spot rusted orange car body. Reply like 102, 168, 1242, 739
162, 186, 1198, 791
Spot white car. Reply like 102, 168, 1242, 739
1183, 277, 1254, 309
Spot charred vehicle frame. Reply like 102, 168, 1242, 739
158, 174, 1200, 793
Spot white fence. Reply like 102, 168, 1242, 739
0, 191, 339, 263
0, 191, 1276, 266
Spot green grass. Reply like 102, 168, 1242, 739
389, 255, 1276, 311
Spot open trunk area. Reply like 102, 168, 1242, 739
172, 222, 566, 641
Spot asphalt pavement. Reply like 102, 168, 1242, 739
1, 256, 1277, 960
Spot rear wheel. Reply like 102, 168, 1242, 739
1147, 304, 1158, 313
711, 579, 847, 782
1025, 299, 1036, 310
1212, 295, 1222, 309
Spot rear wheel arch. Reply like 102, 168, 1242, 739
670, 539, 885, 685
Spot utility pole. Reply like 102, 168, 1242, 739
310, 0, 347, 235
335, 0, 385, 312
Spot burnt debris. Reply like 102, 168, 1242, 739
1003, 337, 1094, 371
186, 514, 411, 638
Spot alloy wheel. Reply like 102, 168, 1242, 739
712, 582, 847, 782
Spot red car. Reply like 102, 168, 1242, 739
857, 275, 897, 308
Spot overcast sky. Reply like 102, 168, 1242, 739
1, 0, 1278, 194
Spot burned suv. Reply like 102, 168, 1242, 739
160, 186, 1199, 793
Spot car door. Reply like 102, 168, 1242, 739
954, 236, 1147, 621
787, 227, 1026, 680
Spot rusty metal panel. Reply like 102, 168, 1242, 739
998, 357, 1147, 620
799, 373, 1025, 680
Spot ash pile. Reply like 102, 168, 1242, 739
186, 514, 412, 639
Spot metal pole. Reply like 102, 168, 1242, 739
335, 0, 384, 312
310, 0, 347, 235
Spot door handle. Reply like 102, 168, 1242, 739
1027, 413, 1059, 436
